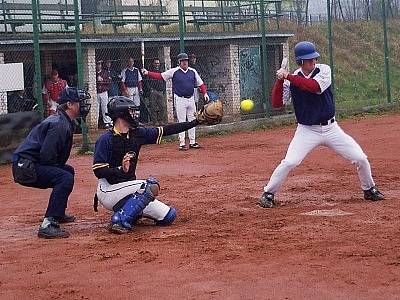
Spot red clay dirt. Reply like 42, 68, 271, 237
0, 113, 399, 300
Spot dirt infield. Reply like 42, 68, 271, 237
1, 113, 399, 300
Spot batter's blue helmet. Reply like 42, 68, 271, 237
294, 41, 320, 63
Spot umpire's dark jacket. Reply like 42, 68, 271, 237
13, 110, 74, 166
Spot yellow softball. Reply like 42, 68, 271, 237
240, 99, 254, 112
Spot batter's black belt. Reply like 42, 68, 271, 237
315, 117, 335, 126
176, 94, 193, 99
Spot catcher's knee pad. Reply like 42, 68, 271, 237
111, 177, 160, 229
156, 207, 177, 226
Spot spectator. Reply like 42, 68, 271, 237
96, 61, 112, 129
189, 53, 206, 109
143, 58, 167, 124
42, 69, 68, 116
104, 60, 121, 97
7, 89, 36, 113
120, 58, 143, 107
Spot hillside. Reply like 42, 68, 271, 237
282, 20, 400, 109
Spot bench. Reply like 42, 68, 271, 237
97, 4, 177, 33
0, 1, 83, 33
185, 1, 283, 32
185, 5, 258, 32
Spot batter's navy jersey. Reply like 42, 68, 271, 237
283, 64, 334, 125
93, 126, 163, 184
161, 67, 203, 98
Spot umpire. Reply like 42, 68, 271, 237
12, 87, 91, 239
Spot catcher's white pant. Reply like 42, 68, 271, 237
96, 178, 171, 221
127, 87, 140, 106
264, 121, 375, 194
97, 91, 112, 125
174, 94, 196, 146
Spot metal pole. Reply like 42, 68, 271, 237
381, 0, 391, 103
178, 0, 185, 52
327, 0, 335, 95
32, 0, 44, 120
73, 0, 89, 152
260, 0, 269, 115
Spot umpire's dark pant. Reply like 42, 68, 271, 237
14, 162, 75, 217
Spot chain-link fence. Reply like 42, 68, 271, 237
0, 0, 398, 151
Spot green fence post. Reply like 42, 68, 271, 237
74, 0, 90, 152
178, 0, 185, 52
381, 0, 391, 103
32, 0, 44, 120
260, 0, 269, 115
327, 0, 335, 96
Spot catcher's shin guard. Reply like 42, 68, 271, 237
156, 207, 177, 226
111, 177, 160, 230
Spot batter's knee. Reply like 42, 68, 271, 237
280, 158, 301, 171
156, 207, 177, 226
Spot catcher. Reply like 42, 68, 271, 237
92, 96, 222, 234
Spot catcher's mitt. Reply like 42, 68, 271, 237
196, 100, 223, 125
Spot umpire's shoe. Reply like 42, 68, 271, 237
38, 218, 70, 239
259, 192, 275, 208
364, 186, 385, 201
53, 214, 76, 224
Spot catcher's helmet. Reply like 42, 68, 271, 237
58, 87, 91, 118
177, 52, 189, 62
107, 96, 140, 128
294, 41, 320, 64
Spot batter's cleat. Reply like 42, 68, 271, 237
38, 218, 70, 239
108, 222, 130, 234
53, 214, 76, 224
259, 192, 275, 208
179, 145, 187, 151
189, 143, 201, 149
364, 186, 385, 201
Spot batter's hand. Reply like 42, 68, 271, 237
203, 93, 210, 103
141, 68, 148, 76
276, 68, 289, 80
121, 153, 133, 173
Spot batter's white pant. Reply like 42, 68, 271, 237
97, 91, 112, 126
264, 121, 375, 194
174, 94, 197, 146
96, 178, 171, 221
127, 87, 140, 106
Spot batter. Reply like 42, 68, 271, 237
260, 41, 385, 208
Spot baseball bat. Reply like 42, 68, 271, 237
141, 41, 145, 68
281, 57, 288, 70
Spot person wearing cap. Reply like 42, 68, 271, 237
42, 69, 68, 116
142, 53, 210, 151
188, 53, 206, 110
96, 61, 113, 129
12, 87, 91, 239
259, 41, 384, 209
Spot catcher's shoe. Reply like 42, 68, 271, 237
38, 218, 70, 239
259, 192, 275, 208
179, 145, 187, 151
364, 186, 384, 201
53, 214, 76, 224
108, 223, 130, 234
189, 143, 202, 149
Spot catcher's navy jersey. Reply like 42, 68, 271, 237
93, 126, 163, 184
